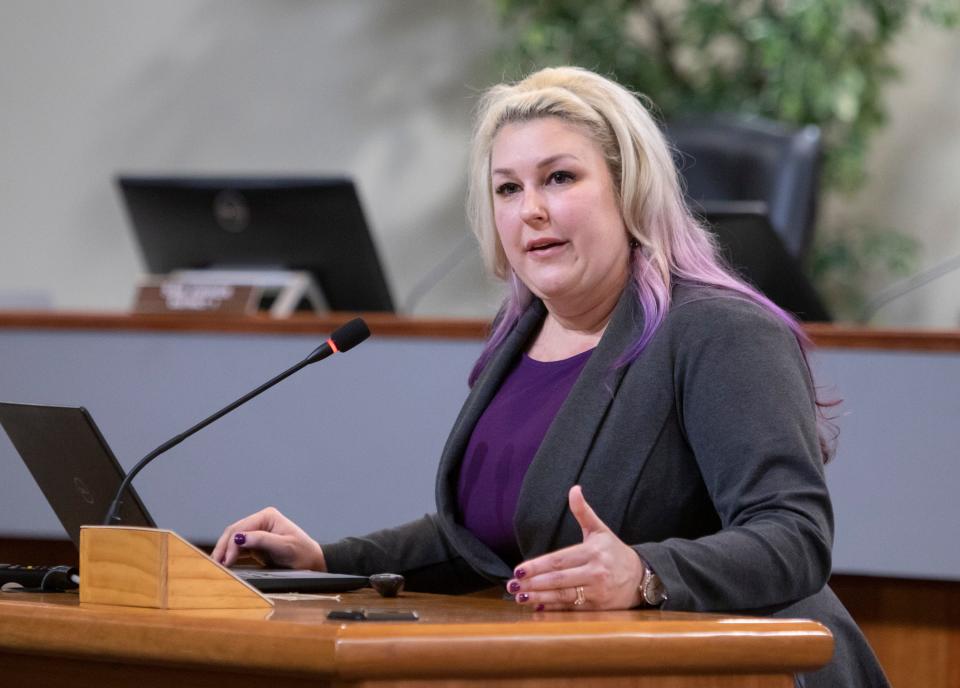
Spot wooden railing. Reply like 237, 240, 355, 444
2, 310, 959, 351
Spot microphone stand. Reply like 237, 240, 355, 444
102, 318, 368, 526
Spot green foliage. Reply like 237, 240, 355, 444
809, 225, 921, 320
493, 0, 955, 320
496, 0, 955, 192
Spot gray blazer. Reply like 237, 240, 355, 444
323, 284, 888, 687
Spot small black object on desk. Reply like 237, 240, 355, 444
0, 564, 79, 592
369, 573, 404, 598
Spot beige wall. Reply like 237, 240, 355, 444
0, 1, 503, 317
0, 2, 957, 324
823, 21, 960, 327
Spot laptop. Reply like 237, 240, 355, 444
0, 402, 369, 593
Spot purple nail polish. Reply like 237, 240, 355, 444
234, 532, 247, 546
535, 604, 545, 612
515, 567, 527, 579
518, 593, 529, 603
508, 581, 521, 593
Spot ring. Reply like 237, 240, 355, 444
573, 585, 586, 606
234, 532, 247, 546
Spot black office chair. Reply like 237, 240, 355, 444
665, 115, 822, 261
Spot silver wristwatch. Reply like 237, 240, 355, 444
639, 561, 667, 607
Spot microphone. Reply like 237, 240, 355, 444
102, 317, 370, 526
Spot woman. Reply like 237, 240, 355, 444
214, 67, 888, 686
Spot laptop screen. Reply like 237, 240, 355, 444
0, 402, 156, 547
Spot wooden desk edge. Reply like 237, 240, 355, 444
0, 595, 833, 680
2, 310, 960, 351
332, 618, 834, 679
0, 310, 488, 340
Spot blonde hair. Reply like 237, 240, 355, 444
467, 66, 682, 289
466, 65, 736, 380
465, 66, 833, 462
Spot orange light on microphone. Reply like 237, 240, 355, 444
327, 337, 339, 353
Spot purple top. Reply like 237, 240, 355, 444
456, 348, 593, 565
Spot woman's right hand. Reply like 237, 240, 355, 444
211, 506, 327, 571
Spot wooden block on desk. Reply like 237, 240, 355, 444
79, 526, 272, 610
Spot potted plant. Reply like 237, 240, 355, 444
493, 0, 958, 320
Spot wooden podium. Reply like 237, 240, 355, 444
79, 526, 271, 610
1, 530, 834, 688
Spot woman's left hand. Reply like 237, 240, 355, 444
506, 485, 646, 611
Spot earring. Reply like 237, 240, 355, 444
628, 237, 640, 249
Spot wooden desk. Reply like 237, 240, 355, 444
2, 311, 957, 685
0, 589, 831, 688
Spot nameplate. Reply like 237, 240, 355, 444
134, 281, 257, 315
133, 270, 325, 317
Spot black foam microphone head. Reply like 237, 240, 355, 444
330, 318, 370, 352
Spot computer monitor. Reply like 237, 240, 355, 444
699, 202, 832, 322
117, 176, 395, 312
